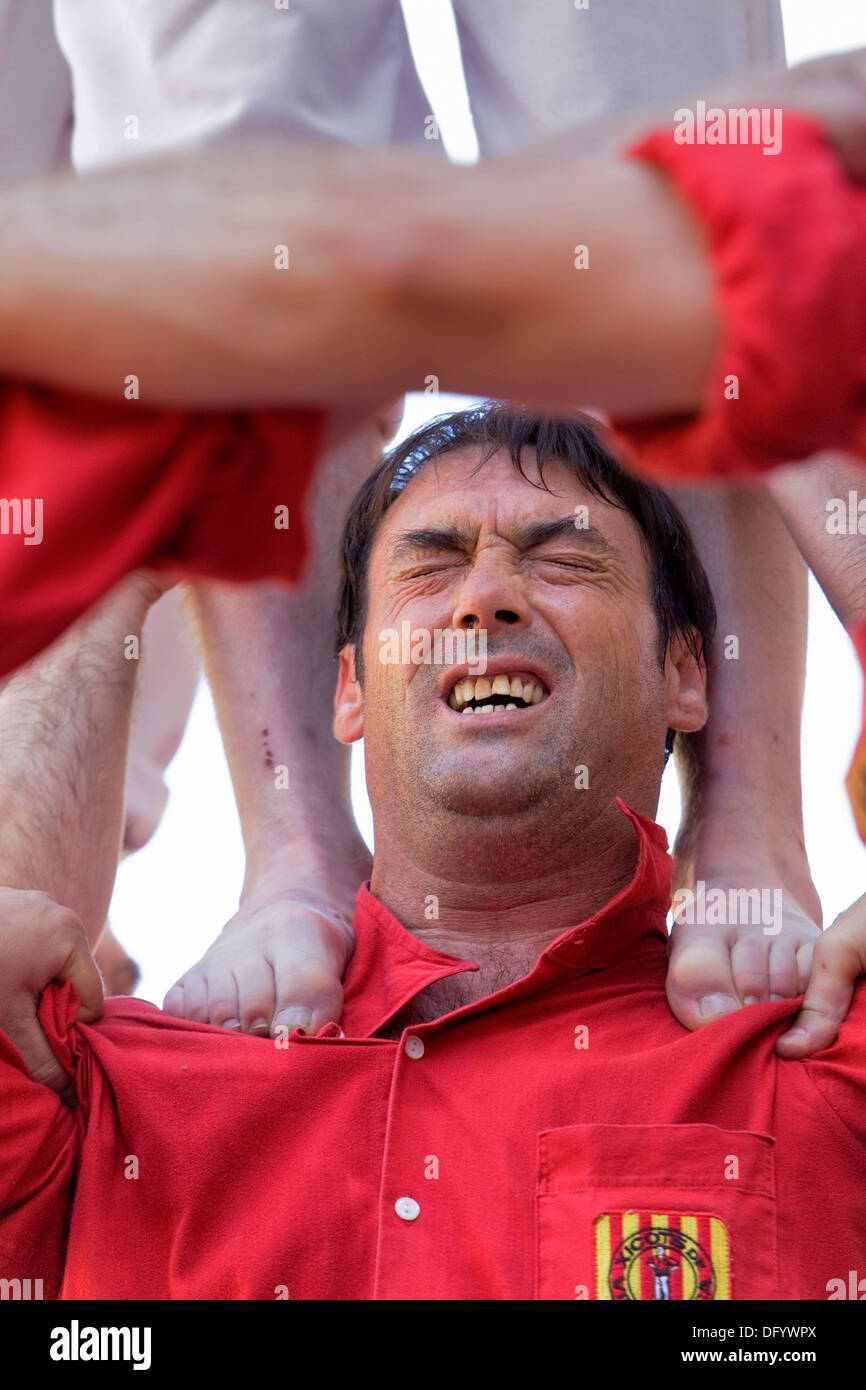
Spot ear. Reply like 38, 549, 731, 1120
663, 630, 708, 734
334, 645, 365, 744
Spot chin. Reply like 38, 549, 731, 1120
423, 761, 550, 817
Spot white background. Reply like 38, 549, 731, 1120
109, 0, 866, 1007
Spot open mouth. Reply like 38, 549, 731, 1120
447, 672, 550, 714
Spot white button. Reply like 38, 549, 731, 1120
395, 1196, 420, 1222
404, 1035, 425, 1059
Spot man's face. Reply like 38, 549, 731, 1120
335, 448, 705, 831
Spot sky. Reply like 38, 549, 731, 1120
108, 0, 866, 1008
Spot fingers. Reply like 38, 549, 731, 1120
1, 1003, 71, 1093
776, 929, 863, 1059
795, 938, 815, 994
0, 889, 102, 1090
56, 928, 105, 1023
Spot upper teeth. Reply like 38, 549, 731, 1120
447, 673, 548, 711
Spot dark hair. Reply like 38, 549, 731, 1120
336, 404, 716, 711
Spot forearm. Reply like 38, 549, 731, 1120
0, 48, 863, 416
0, 147, 414, 410
0, 574, 159, 938
0, 144, 716, 414
395, 153, 719, 416
667, 484, 819, 915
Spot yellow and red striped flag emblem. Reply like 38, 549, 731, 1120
594, 1211, 731, 1300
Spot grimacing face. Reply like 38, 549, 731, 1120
334, 448, 707, 836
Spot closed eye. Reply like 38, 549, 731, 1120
532, 556, 601, 572
402, 560, 469, 579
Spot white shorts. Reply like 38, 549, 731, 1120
0, 0, 71, 176
51, 0, 785, 169
1, 2, 786, 173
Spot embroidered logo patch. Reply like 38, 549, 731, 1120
594, 1212, 731, 1300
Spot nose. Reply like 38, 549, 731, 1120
451, 552, 529, 636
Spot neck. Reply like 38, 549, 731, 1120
369, 796, 641, 957
368, 799, 645, 1037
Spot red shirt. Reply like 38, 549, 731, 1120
0, 384, 323, 677
1, 801, 863, 1301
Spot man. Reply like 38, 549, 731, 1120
1, 406, 862, 1300
11, 39, 866, 1047
27, 0, 808, 1046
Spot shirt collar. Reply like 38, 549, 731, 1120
339, 797, 672, 1038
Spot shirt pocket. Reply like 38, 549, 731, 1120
536, 1123, 777, 1301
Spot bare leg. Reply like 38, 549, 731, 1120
164, 418, 385, 1036
93, 587, 201, 994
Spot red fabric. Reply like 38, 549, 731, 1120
612, 111, 866, 482
0, 800, 863, 1301
0, 383, 324, 677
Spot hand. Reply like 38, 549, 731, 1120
666, 877, 820, 1031
0, 887, 103, 1091
775, 894, 866, 1058
162, 872, 356, 1038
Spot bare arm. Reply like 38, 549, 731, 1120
0, 51, 863, 416
0, 573, 161, 937
0, 573, 163, 1090
0, 143, 717, 416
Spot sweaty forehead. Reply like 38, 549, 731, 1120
376, 446, 638, 552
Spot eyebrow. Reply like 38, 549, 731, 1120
510, 518, 614, 551
390, 517, 615, 559
389, 525, 476, 559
